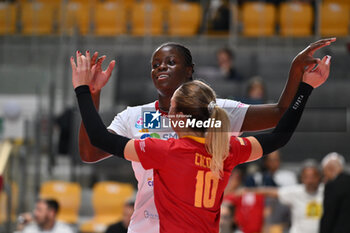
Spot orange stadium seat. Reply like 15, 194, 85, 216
0, 3, 17, 35
102, 0, 135, 10
141, 0, 172, 8
241, 2, 276, 36
130, 2, 163, 36
94, 2, 127, 36
80, 181, 134, 233
279, 2, 313, 36
60, 2, 90, 35
323, 0, 349, 5
69, 0, 96, 5
36, 0, 63, 7
168, 3, 201, 36
21, 2, 55, 35
320, 3, 349, 36
40, 181, 81, 224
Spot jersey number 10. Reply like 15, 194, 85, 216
194, 170, 219, 208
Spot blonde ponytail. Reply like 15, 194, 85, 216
173, 80, 231, 178
205, 105, 230, 179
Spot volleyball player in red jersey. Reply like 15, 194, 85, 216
72, 52, 331, 232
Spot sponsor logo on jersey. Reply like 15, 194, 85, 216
140, 133, 160, 139
135, 116, 144, 129
147, 177, 154, 187
144, 210, 159, 219
139, 140, 146, 152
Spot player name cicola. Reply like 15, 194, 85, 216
162, 118, 222, 129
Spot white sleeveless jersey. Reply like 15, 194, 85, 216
107, 99, 249, 233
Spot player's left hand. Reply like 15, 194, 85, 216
71, 51, 96, 89
302, 55, 331, 88
88, 51, 115, 94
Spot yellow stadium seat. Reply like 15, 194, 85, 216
36, 0, 63, 6
0, 3, 17, 35
103, 0, 135, 10
168, 3, 201, 36
94, 2, 127, 36
0, 183, 18, 224
21, 2, 55, 35
80, 181, 134, 233
141, 0, 171, 8
130, 2, 163, 36
69, 0, 96, 4
40, 181, 81, 224
320, 3, 349, 36
279, 2, 313, 36
241, 2, 276, 36
61, 2, 90, 35
323, 0, 349, 5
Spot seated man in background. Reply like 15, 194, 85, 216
243, 160, 323, 233
17, 199, 74, 233
105, 200, 135, 233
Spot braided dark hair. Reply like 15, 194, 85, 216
152, 42, 194, 80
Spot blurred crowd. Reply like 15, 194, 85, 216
14, 151, 349, 233
219, 151, 350, 233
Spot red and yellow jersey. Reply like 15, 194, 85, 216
134, 136, 251, 233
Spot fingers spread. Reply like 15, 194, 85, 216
70, 56, 76, 71
86, 50, 91, 69
105, 60, 116, 77
305, 64, 315, 73
91, 51, 98, 66
324, 55, 331, 65
97, 56, 106, 64
77, 52, 82, 68
81, 55, 88, 71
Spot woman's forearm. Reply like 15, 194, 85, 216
75, 85, 130, 158
254, 82, 313, 155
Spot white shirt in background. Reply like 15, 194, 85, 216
278, 184, 324, 233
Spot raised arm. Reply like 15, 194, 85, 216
241, 38, 336, 131
244, 55, 331, 162
72, 53, 140, 163
71, 51, 116, 163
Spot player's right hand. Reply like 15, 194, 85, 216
302, 55, 331, 88
292, 37, 336, 72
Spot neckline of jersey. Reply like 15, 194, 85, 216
155, 100, 168, 116
181, 135, 205, 144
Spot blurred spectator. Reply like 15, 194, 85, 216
220, 202, 237, 233
241, 76, 267, 104
217, 48, 244, 82
17, 199, 74, 233
105, 200, 135, 233
224, 169, 264, 233
208, 0, 230, 32
55, 107, 75, 155
245, 160, 323, 233
245, 151, 297, 187
244, 150, 297, 232
320, 152, 350, 233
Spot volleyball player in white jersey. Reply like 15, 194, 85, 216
75, 39, 335, 233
